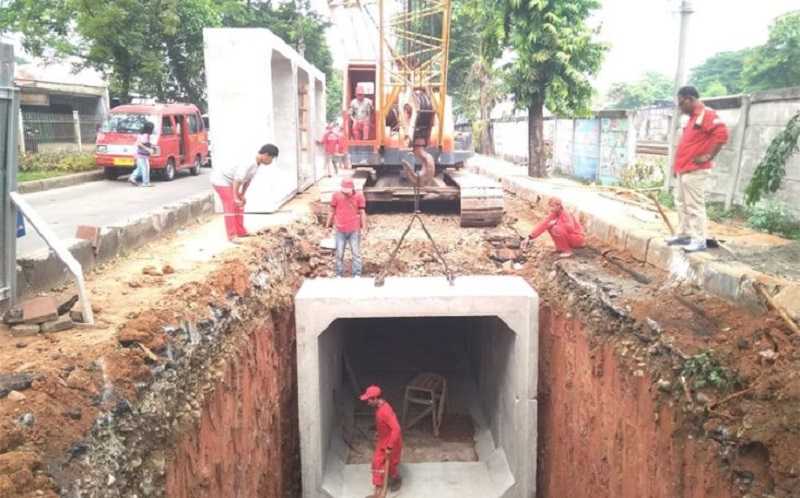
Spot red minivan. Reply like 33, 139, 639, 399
95, 103, 209, 181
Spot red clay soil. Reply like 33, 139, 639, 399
165, 307, 299, 498
538, 307, 736, 498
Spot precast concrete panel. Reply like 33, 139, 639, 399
203, 28, 326, 214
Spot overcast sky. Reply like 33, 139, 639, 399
594, 0, 799, 90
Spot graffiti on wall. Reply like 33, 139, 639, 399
599, 118, 631, 185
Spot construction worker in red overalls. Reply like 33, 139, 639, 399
360, 385, 403, 496
522, 197, 585, 258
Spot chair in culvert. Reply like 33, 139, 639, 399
401, 372, 447, 437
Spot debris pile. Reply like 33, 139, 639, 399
2, 295, 94, 338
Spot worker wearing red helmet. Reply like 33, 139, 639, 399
327, 178, 367, 277
360, 385, 403, 494
522, 197, 585, 258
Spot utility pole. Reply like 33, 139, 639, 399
665, 0, 694, 191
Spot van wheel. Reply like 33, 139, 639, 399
190, 156, 201, 176
104, 167, 119, 180
162, 159, 176, 181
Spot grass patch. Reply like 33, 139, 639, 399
681, 351, 739, 393
18, 170, 77, 183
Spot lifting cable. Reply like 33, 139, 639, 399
374, 179, 455, 287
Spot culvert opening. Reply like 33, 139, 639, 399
295, 276, 538, 498
341, 317, 514, 466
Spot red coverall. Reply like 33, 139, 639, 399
529, 206, 585, 253
372, 401, 403, 487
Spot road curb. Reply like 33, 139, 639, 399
18, 170, 106, 194
15, 192, 215, 298
468, 155, 799, 312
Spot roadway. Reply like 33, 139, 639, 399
16, 169, 211, 256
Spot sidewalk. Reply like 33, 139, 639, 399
467, 155, 800, 317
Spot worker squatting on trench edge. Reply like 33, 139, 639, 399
360, 385, 403, 497
522, 197, 586, 258
667, 85, 730, 253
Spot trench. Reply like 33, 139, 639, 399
158, 273, 738, 498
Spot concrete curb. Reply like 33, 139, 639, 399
18, 170, 106, 194
468, 156, 799, 311
15, 192, 215, 298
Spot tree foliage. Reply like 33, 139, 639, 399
744, 12, 800, 91
0, 0, 333, 109
501, 0, 606, 176
689, 49, 750, 97
745, 112, 800, 206
606, 72, 673, 109
448, 0, 504, 153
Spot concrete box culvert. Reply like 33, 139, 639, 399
295, 276, 538, 498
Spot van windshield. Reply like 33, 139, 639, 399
100, 113, 159, 134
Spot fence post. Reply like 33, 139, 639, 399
17, 108, 24, 155
725, 95, 752, 210
72, 110, 82, 152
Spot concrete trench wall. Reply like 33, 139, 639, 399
203, 28, 326, 217
294, 276, 539, 498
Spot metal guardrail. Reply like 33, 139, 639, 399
1, 85, 19, 306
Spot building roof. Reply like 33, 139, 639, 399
15, 61, 107, 97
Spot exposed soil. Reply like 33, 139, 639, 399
0, 186, 798, 497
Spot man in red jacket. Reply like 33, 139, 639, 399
669, 86, 729, 252
522, 197, 585, 258
360, 385, 403, 495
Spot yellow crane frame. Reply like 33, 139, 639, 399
377, 0, 452, 149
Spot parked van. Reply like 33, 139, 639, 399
95, 103, 209, 181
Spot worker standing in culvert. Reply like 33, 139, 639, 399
522, 197, 585, 258
360, 385, 403, 496
667, 86, 729, 253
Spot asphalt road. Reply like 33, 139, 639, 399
17, 169, 211, 256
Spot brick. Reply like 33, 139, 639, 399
21, 296, 58, 325
10, 324, 40, 337
75, 225, 101, 248
41, 315, 75, 333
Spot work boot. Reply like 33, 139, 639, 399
666, 235, 691, 246
390, 476, 402, 492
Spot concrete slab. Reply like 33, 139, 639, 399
295, 276, 538, 498
340, 462, 496, 498
204, 28, 326, 214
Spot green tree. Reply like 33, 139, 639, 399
501, 0, 607, 177
326, 70, 343, 123
1, 0, 334, 107
689, 49, 750, 96
744, 12, 800, 91
605, 72, 673, 109
448, 0, 504, 153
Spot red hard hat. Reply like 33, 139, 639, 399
360, 385, 382, 401
341, 178, 354, 189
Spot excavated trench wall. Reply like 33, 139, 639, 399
536, 306, 736, 498
164, 308, 299, 498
